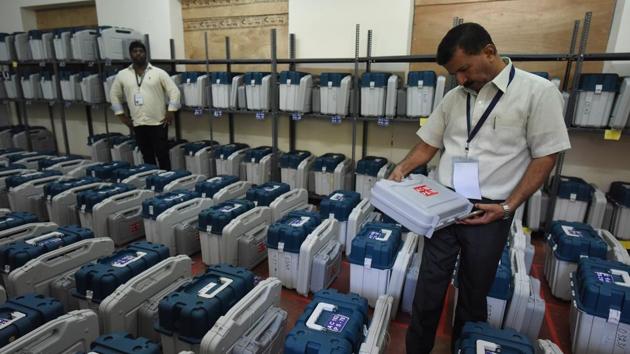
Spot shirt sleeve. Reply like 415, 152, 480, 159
109, 74, 125, 115
416, 95, 447, 149
527, 83, 571, 158
161, 71, 181, 111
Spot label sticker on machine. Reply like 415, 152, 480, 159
289, 216, 311, 227
367, 229, 392, 242
562, 226, 583, 238
0, 311, 26, 330
112, 251, 147, 267
414, 184, 439, 197
25, 232, 64, 248
325, 314, 350, 333
330, 193, 345, 202
220, 204, 241, 213
595, 271, 615, 284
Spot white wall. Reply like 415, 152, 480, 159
288, 0, 414, 72
603, 0, 630, 75
95, 0, 185, 60
0, 0, 88, 32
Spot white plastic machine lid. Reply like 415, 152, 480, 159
370, 174, 472, 238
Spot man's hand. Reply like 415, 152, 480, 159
458, 203, 505, 225
388, 165, 406, 182
117, 114, 133, 128
162, 111, 175, 126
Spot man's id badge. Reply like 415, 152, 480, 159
133, 93, 144, 106
452, 157, 482, 200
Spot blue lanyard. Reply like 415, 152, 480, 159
465, 65, 516, 152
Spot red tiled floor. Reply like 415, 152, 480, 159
188, 229, 571, 354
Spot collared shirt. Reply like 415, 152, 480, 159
110, 63, 181, 126
417, 57, 571, 200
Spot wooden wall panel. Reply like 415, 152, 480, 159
410, 0, 615, 84
35, 5, 98, 30
181, 0, 288, 72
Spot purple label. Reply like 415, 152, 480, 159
35, 237, 63, 248
325, 314, 349, 333
368, 231, 383, 240
596, 271, 615, 284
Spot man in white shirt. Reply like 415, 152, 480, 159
392, 23, 571, 353
110, 41, 181, 169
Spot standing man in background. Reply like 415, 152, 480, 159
390, 23, 571, 353
110, 40, 180, 170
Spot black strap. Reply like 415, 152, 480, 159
465, 65, 515, 151
135, 68, 146, 88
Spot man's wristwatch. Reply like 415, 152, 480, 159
500, 203, 512, 220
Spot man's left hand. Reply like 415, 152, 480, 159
162, 112, 175, 125
458, 203, 506, 225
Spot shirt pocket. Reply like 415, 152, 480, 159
478, 114, 527, 155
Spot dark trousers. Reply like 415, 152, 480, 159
133, 125, 171, 170
405, 203, 512, 354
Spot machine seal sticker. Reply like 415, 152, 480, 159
289, 216, 310, 227
325, 314, 350, 333
562, 226, 583, 238
367, 229, 392, 242
112, 251, 146, 267
0, 311, 26, 330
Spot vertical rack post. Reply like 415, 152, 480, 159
562, 20, 580, 92
270, 28, 280, 181
351, 24, 360, 173
46, 101, 59, 153
225, 36, 235, 144
95, 41, 111, 137
204, 32, 214, 143
15, 64, 33, 151
288, 33, 297, 152
170, 39, 182, 141
52, 61, 70, 153
361, 29, 373, 159
543, 11, 592, 234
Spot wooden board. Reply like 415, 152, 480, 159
35, 4, 98, 30
182, 0, 288, 72
410, 0, 615, 86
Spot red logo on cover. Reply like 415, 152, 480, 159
414, 184, 439, 197
257, 241, 267, 254
130, 222, 141, 233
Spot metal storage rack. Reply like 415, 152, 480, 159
1, 12, 628, 230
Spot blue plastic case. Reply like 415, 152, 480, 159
246, 182, 290, 206
348, 222, 402, 270
280, 150, 312, 169
0, 225, 94, 272
356, 156, 388, 177
194, 175, 239, 199
86, 161, 131, 181
141, 190, 200, 220
156, 264, 255, 344
145, 170, 191, 192
0, 212, 38, 231
267, 210, 322, 253
72, 241, 169, 303
0, 293, 64, 347
285, 289, 369, 354
319, 190, 361, 222
197, 199, 255, 235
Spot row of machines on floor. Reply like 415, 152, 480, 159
0, 26, 144, 62
0, 159, 486, 353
